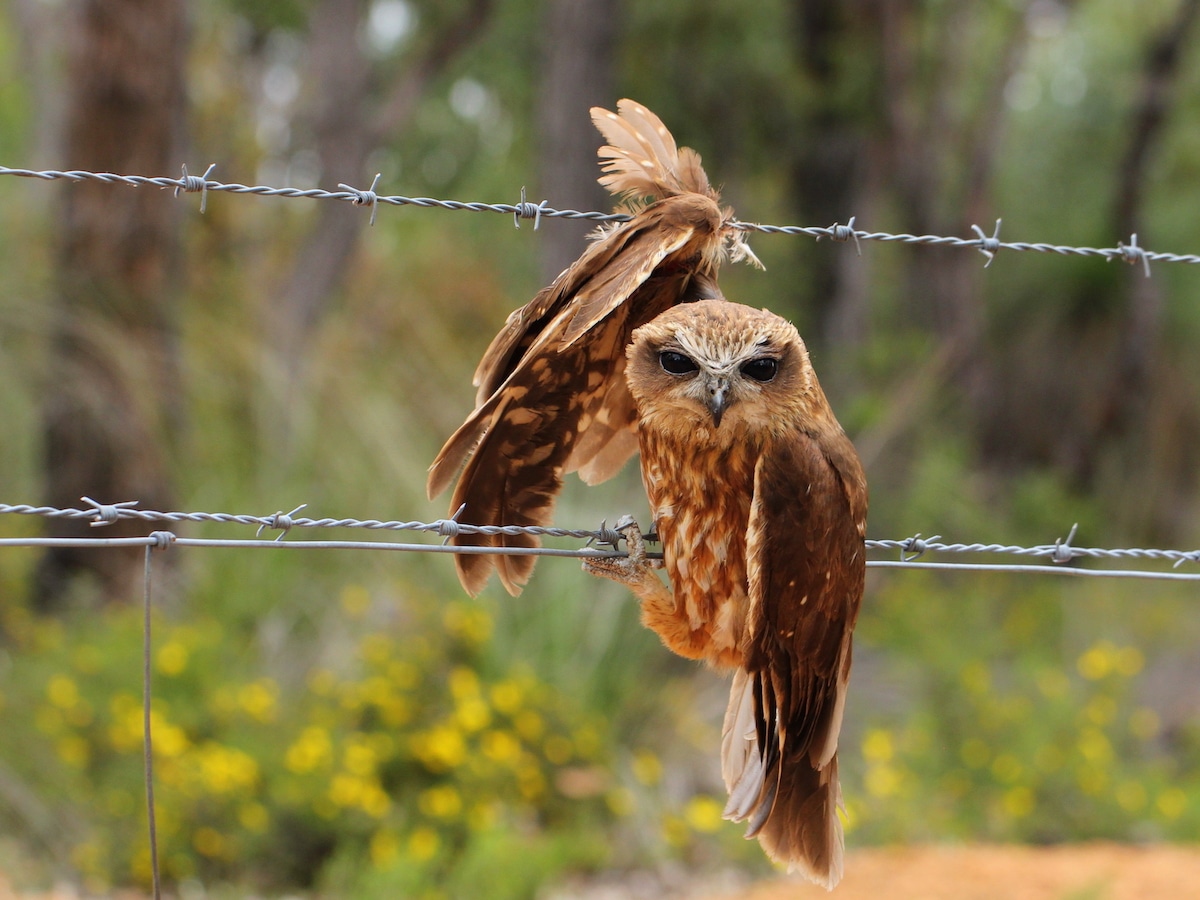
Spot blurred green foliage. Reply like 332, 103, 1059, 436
1, 0, 1200, 897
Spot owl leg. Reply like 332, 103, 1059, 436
583, 521, 709, 661
582, 519, 664, 592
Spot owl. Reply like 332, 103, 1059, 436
427, 100, 756, 595
583, 299, 867, 888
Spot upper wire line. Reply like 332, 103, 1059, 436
3, 165, 1200, 270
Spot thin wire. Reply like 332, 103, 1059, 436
3, 501, 1200, 580
142, 545, 162, 900
0, 165, 1195, 269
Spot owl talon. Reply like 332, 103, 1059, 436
583, 519, 659, 585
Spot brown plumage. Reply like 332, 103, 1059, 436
584, 300, 867, 888
427, 100, 756, 595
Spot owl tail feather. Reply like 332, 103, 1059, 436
721, 669, 845, 890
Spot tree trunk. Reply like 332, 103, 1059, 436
535, 0, 618, 283
35, 0, 188, 611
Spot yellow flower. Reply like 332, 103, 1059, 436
46, 675, 79, 709
1077, 641, 1117, 680
517, 761, 546, 800
370, 830, 401, 868
448, 666, 480, 701
238, 802, 270, 833
481, 730, 521, 765
489, 680, 523, 715
1036, 668, 1070, 699
152, 717, 190, 759
455, 696, 491, 733
960, 737, 990, 769
631, 749, 662, 786
387, 660, 418, 689
606, 787, 635, 817
329, 773, 367, 808
197, 742, 259, 793
861, 728, 894, 764
1156, 788, 1187, 820
1001, 786, 1035, 818
407, 826, 440, 862
285, 726, 333, 774
959, 662, 990, 695
467, 802, 499, 831
340, 584, 371, 619
307, 668, 337, 696
684, 795, 725, 833
412, 725, 467, 771
238, 679, 278, 722
57, 735, 90, 768
1084, 695, 1117, 726
344, 737, 378, 777
359, 632, 393, 664
543, 735, 572, 766
514, 710, 544, 742
419, 785, 463, 819
990, 754, 1023, 784
193, 827, 227, 859
1116, 781, 1147, 813
1077, 727, 1112, 764
1114, 646, 1144, 677
864, 764, 900, 798
360, 781, 392, 818
661, 814, 688, 847
156, 641, 189, 676
444, 603, 493, 646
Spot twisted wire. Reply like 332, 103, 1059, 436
4, 501, 1200, 579
2, 165, 1196, 268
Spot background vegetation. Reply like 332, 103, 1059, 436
1, 0, 1199, 896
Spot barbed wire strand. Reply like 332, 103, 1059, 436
3, 165, 1199, 271
5, 501, 1200, 580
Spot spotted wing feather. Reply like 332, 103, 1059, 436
724, 429, 866, 888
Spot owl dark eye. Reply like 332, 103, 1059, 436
659, 351, 698, 375
741, 358, 779, 383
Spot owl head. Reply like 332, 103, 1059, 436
625, 300, 817, 441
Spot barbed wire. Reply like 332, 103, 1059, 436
2, 164, 1196, 273
4, 500, 1200, 581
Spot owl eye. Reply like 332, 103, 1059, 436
659, 351, 698, 375
740, 357, 779, 383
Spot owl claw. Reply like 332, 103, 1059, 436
583, 518, 660, 585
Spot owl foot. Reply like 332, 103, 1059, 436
582, 518, 662, 588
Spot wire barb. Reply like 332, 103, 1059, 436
824, 217, 862, 255
513, 186, 547, 230
1051, 523, 1080, 564
338, 173, 382, 226
174, 162, 216, 213
1115, 233, 1152, 278
82, 496, 140, 527
899, 533, 942, 562
256, 504, 307, 541
972, 219, 1003, 268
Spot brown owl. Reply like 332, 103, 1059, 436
427, 100, 756, 595
584, 300, 867, 888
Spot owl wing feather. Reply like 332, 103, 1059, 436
429, 99, 743, 596
590, 99, 715, 201
724, 425, 866, 887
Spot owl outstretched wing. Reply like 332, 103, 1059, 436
428, 101, 753, 596
723, 424, 867, 887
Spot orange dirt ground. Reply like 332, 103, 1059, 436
2, 844, 1198, 899
707, 843, 1200, 900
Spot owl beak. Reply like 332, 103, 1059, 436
705, 376, 730, 427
